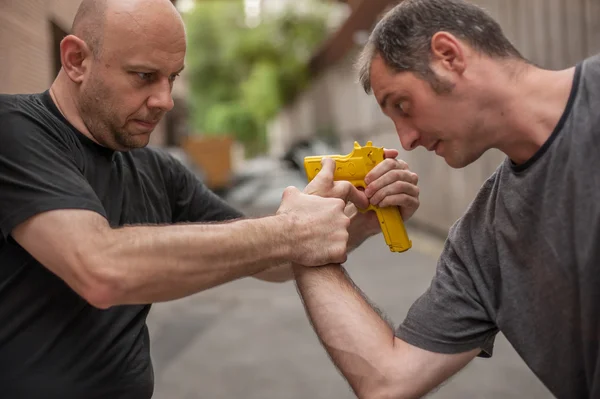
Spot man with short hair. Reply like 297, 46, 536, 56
0, 0, 420, 397
294, 0, 600, 398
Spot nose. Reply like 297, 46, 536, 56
147, 79, 175, 112
395, 123, 420, 151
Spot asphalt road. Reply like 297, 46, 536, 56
146, 216, 554, 399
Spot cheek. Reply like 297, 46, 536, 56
109, 90, 147, 120
411, 110, 443, 136
100, 71, 143, 111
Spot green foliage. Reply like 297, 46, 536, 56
183, 0, 330, 156
241, 61, 281, 124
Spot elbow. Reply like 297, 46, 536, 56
81, 283, 118, 310
74, 250, 125, 309
357, 381, 409, 399
354, 367, 414, 399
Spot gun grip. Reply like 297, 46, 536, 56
358, 204, 412, 253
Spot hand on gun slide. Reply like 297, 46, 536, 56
304, 148, 420, 244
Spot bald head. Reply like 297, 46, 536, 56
71, 0, 107, 57
71, 0, 183, 58
58, 0, 186, 151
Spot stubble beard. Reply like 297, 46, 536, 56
79, 75, 143, 151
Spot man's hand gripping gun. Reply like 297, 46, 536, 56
303, 141, 412, 253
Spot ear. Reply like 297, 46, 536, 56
60, 35, 93, 84
430, 32, 466, 76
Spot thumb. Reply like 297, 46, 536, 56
341, 182, 370, 210
305, 158, 335, 195
315, 157, 336, 182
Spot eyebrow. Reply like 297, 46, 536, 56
126, 64, 185, 75
378, 92, 391, 109
379, 91, 410, 109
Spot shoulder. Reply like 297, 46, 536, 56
0, 92, 52, 121
580, 54, 600, 98
582, 53, 600, 73
0, 92, 75, 151
0, 92, 70, 138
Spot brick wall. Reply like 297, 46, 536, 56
0, 0, 55, 94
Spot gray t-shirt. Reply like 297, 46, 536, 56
396, 53, 600, 399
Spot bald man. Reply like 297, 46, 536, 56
0, 0, 420, 397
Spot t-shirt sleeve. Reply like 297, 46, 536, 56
164, 152, 244, 223
0, 108, 106, 239
395, 230, 499, 357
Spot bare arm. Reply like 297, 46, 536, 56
293, 264, 478, 399
11, 187, 352, 308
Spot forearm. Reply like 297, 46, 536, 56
293, 264, 398, 398
94, 216, 291, 306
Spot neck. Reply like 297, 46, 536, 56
49, 70, 100, 145
480, 61, 576, 165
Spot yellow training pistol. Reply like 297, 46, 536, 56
303, 141, 412, 253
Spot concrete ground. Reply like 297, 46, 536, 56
146, 218, 554, 399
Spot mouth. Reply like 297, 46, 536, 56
133, 119, 159, 130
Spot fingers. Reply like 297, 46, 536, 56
365, 158, 410, 185
338, 182, 369, 209
364, 169, 418, 199
305, 158, 369, 208
343, 202, 359, 218
377, 191, 420, 209
383, 148, 399, 159
368, 180, 420, 206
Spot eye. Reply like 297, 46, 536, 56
136, 72, 154, 82
169, 73, 180, 83
394, 100, 410, 116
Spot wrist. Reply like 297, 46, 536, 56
348, 213, 379, 248
270, 213, 297, 262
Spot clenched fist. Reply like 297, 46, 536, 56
276, 186, 351, 267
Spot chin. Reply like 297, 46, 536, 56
116, 134, 151, 151
443, 150, 484, 169
443, 157, 467, 169
132, 135, 152, 149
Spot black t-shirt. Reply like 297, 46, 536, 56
0, 91, 243, 398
